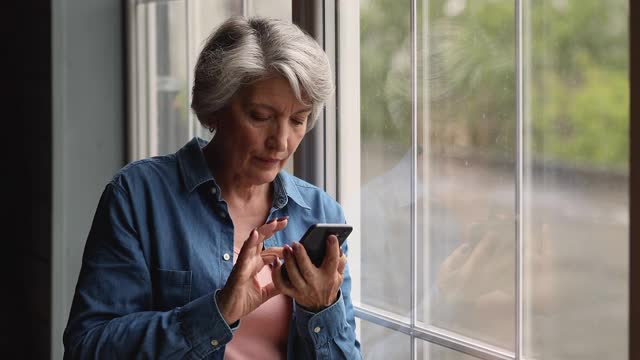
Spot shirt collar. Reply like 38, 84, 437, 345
177, 137, 311, 210
177, 137, 215, 193
274, 170, 311, 210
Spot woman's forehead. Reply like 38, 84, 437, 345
239, 77, 310, 112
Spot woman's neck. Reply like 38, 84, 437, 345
203, 140, 272, 210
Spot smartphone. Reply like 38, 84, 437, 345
281, 223, 353, 281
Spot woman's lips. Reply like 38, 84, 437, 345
255, 157, 281, 165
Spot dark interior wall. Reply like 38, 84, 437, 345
5, 1, 52, 359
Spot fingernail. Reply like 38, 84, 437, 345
277, 216, 289, 222
267, 218, 276, 224
340, 248, 344, 257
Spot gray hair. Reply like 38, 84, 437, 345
191, 16, 333, 131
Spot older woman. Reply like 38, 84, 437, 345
64, 17, 361, 359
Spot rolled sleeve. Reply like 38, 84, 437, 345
178, 289, 242, 359
294, 290, 349, 346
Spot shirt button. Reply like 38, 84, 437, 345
223, 253, 231, 261
313, 326, 321, 333
210, 187, 217, 195
219, 211, 227, 219
210, 339, 219, 347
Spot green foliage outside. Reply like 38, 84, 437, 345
360, 0, 629, 171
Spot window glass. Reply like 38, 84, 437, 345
417, 339, 481, 360
189, 0, 242, 142
359, 0, 413, 319
136, 0, 189, 156
523, 1, 629, 359
356, 0, 629, 357
360, 320, 411, 360
132, 0, 292, 158
416, 0, 516, 350
246, 0, 292, 20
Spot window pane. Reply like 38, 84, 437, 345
417, 339, 481, 360
359, 0, 412, 317
360, 320, 411, 360
523, 1, 629, 359
417, 0, 516, 350
246, 0, 291, 20
191, 0, 242, 142
137, 1, 189, 156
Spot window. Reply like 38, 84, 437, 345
127, 1, 631, 358
127, 0, 291, 160
341, 0, 630, 359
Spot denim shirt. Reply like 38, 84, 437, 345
63, 138, 362, 360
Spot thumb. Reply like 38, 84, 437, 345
261, 283, 281, 302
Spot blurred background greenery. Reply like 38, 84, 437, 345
360, 0, 629, 172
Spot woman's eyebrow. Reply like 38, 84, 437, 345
248, 103, 276, 112
249, 102, 311, 114
294, 107, 312, 115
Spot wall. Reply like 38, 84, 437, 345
51, 0, 125, 358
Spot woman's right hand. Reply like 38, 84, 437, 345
216, 218, 288, 325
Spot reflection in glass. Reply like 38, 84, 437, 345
417, 0, 516, 350
523, 1, 629, 359
359, 0, 412, 317
360, 320, 411, 360
417, 339, 481, 360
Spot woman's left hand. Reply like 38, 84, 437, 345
272, 235, 347, 312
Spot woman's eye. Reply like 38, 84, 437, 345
292, 118, 306, 126
251, 113, 270, 121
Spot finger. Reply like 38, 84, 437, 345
320, 235, 340, 272
271, 259, 296, 297
273, 218, 288, 233
337, 252, 347, 275
292, 242, 317, 282
261, 246, 285, 261
441, 243, 472, 273
237, 229, 260, 264
257, 221, 279, 246
261, 254, 279, 266
261, 282, 281, 302
283, 245, 308, 290
465, 231, 499, 271
259, 217, 289, 238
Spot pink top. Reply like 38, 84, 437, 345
224, 248, 292, 359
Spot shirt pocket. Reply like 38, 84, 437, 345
151, 268, 192, 311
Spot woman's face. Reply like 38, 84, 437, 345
212, 76, 311, 185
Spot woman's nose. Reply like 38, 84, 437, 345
266, 122, 287, 152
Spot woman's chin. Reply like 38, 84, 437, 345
251, 169, 280, 185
